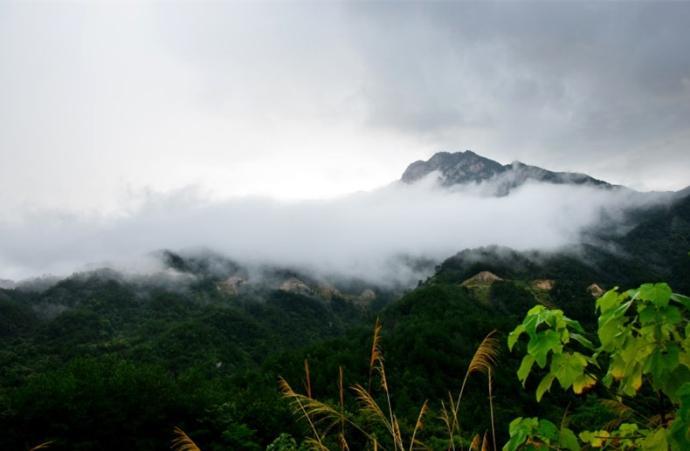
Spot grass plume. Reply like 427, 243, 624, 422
368, 317, 383, 393
171, 427, 201, 451
279, 320, 497, 450
450, 330, 500, 447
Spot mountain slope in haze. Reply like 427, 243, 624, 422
431, 186, 690, 312
401, 150, 615, 195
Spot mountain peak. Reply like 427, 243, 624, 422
401, 150, 504, 185
401, 150, 615, 194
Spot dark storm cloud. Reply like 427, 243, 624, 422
343, 2, 690, 181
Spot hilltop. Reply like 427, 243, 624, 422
402, 150, 616, 195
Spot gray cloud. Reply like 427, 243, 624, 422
344, 2, 690, 182
148, 1, 690, 190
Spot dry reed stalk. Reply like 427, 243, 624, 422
305, 359, 313, 399
368, 318, 383, 393
469, 434, 481, 451
439, 401, 455, 451
279, 377, 327, 448
408, 400, 429, 451
450, 331, 499, 445
171, 427, 201, 451
480, 432, 489, 451
488, 369, 496, 451
352, 383, 390, 430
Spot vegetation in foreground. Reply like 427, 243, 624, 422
269, 282, 690, 450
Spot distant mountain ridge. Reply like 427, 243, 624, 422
0, 279, 15, 290
401, 150, 615, 195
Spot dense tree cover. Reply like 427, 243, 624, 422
0, 272, 372, 450
0, 268, 614, 449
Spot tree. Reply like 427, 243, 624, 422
505, 283, 690, 450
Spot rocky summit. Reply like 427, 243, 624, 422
401, 150, 614, 195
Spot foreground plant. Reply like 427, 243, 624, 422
171, 426, 202, 451
506, 282, 690, 450
279, 318, 499, 450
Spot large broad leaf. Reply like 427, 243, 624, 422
572, 373, 597, 394
502, 431, 526, 451
579, 430, 610, 447
596, 288, 621, 313
508, 324, 526, 351
528, 329, 562, 368
523, 311, 541, 337
570, 332, 594, 349
637, 283, 672, 308
559, 428, 581, 451
536, 419, 559, 442
671, 293, 690, 310
670, 383, 690, 448
536, 373, 555, 402
517, 355, 536, 385
647, 344, 680, 388
639, 427, 668, 451
503, 417, 537, 451
598, 312, 626, 348
550, 352, 588, 389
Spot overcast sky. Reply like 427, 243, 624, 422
2, 1, 690, 216
0, 0, 689, 212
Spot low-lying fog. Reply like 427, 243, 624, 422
0, 175, 669, 286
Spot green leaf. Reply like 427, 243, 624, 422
528, 329, 562, 368
508, 324, 526, 351
536, 419, 558, 442
639, 427, 668, 450
572, 373, 597, 394
559, 427, 581, 451
664, 305, 682, 325
523, 311, 541, 337
504, 417, 538, 451
638, 283, 672, 308
670, 383, 690, 448
508, 417, 526, 435
638, 305, 657, 325
596, 288, 620, 313
647, 345, 680, 387
570, 333, 594, 349
655, 361, 690, 402
517, 355, 536, 385
598, 311, 627, 348
536, 373, 555, 402
564, 318, 586, 334
551, 352, 588, 389
579, 430, 610, 447
671, 293, 690, 310
502, 432, 526, 451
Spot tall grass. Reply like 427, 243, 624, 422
279, 320, 500, 450
171, 426, 201, 451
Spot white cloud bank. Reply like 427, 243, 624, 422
0, 177, 666, 285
